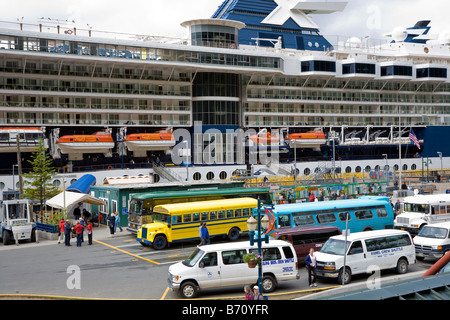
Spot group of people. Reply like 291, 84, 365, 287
57, 204, 124, 246
57, 217, 93, 247
244, 285, 265, 300
106, 212, 123, 236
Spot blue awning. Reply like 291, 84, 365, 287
66, 174, 96, 194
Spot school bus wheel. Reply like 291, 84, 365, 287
228, 227, 240, 241
153, 234, 167, 250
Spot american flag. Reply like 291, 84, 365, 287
409, 129, 421, 150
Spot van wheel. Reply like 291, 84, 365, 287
152, 235, 167, 250
262, 275, 277, 293
228, 228, 240, 241
396, 258, 408, 274
180, 281, 198, 299
338, 267, 351, 285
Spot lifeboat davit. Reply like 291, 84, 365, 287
285, 128, 327, 150
0, 127, 46, 153
56, 131, 115, 156
124, 129, 175, 157
249, 129, 280, 146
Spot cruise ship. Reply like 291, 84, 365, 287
0, 0, 449, 191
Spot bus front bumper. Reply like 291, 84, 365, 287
137, 238, 152, 246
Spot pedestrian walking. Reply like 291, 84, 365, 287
87, 220, 93, 245
64, 220, 72, 246
74, 221, 84, 247
57, 218, 65, 244
198, 223, 204, 245
107, 213, 115, 236
244, 285, 254, 300
305, 248, 317, 287
114, 211, 123, 232
201, 223, 210, 246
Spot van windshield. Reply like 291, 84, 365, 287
418, 226, 448, 239
320, 239, 350, 256
183, 248, 205, 267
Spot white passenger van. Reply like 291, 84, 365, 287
395, 194, 450, 235
168, 240, 299, 299
414, 222, 450, 261
315, 230, 415, 284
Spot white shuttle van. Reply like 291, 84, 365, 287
414, 222, 450, 260
315, 230, 415, 284
168, 240, 299, 299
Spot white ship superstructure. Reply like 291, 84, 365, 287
0, 0, 448, 188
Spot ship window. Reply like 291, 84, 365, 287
417, 68, 447, 78
343, 63, 375, 75
301, 60, 335, 73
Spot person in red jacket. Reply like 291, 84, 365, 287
58, 218, 65, 244
87, 221, 93, 245
74, 221, 84, 247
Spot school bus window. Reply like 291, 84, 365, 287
355, 210, 373, 220
317, 213, 337, 224
227, 209, 234, 218
293, 214, 315, 226
338, 212, 351, 221
210, 211, 217, 220
174, 215, 182, 224
376, 208, 388, 218
183, 214, 192, 223
218, 210, 225, 219
243, 208, 250, 216
193, 212, 200, 222
235, 209, 242, 217
201, 212, 209, 221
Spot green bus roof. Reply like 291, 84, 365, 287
132, 187, 270, 200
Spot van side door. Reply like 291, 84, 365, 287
197, 252, 222, 289
346, 240, 367, 275
220, 249, 257, 287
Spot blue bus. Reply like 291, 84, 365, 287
254, 197, 394, 234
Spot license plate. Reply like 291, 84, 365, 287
401, 228, 405, 231
417, 253, 424, 257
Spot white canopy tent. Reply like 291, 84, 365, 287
46, 191, 106, 210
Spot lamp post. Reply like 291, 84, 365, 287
247, 199, 270, 294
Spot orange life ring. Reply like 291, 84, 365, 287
107, 165, 113, 170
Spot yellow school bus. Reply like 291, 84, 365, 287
136, 198, 258, 250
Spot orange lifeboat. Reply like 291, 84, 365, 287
285, 128, 327, 150
249, 129, 280, 145
124, 129, 175, 156
56, 131, 115, 155
0, 127, 46, 153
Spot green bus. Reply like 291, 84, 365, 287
127, 187, 270, 233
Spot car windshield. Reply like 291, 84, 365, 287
418, 226, 448, 239
320, 239, 350, 256
182, 248, 205, 267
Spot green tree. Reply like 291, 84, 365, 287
23, 138, 58, 213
